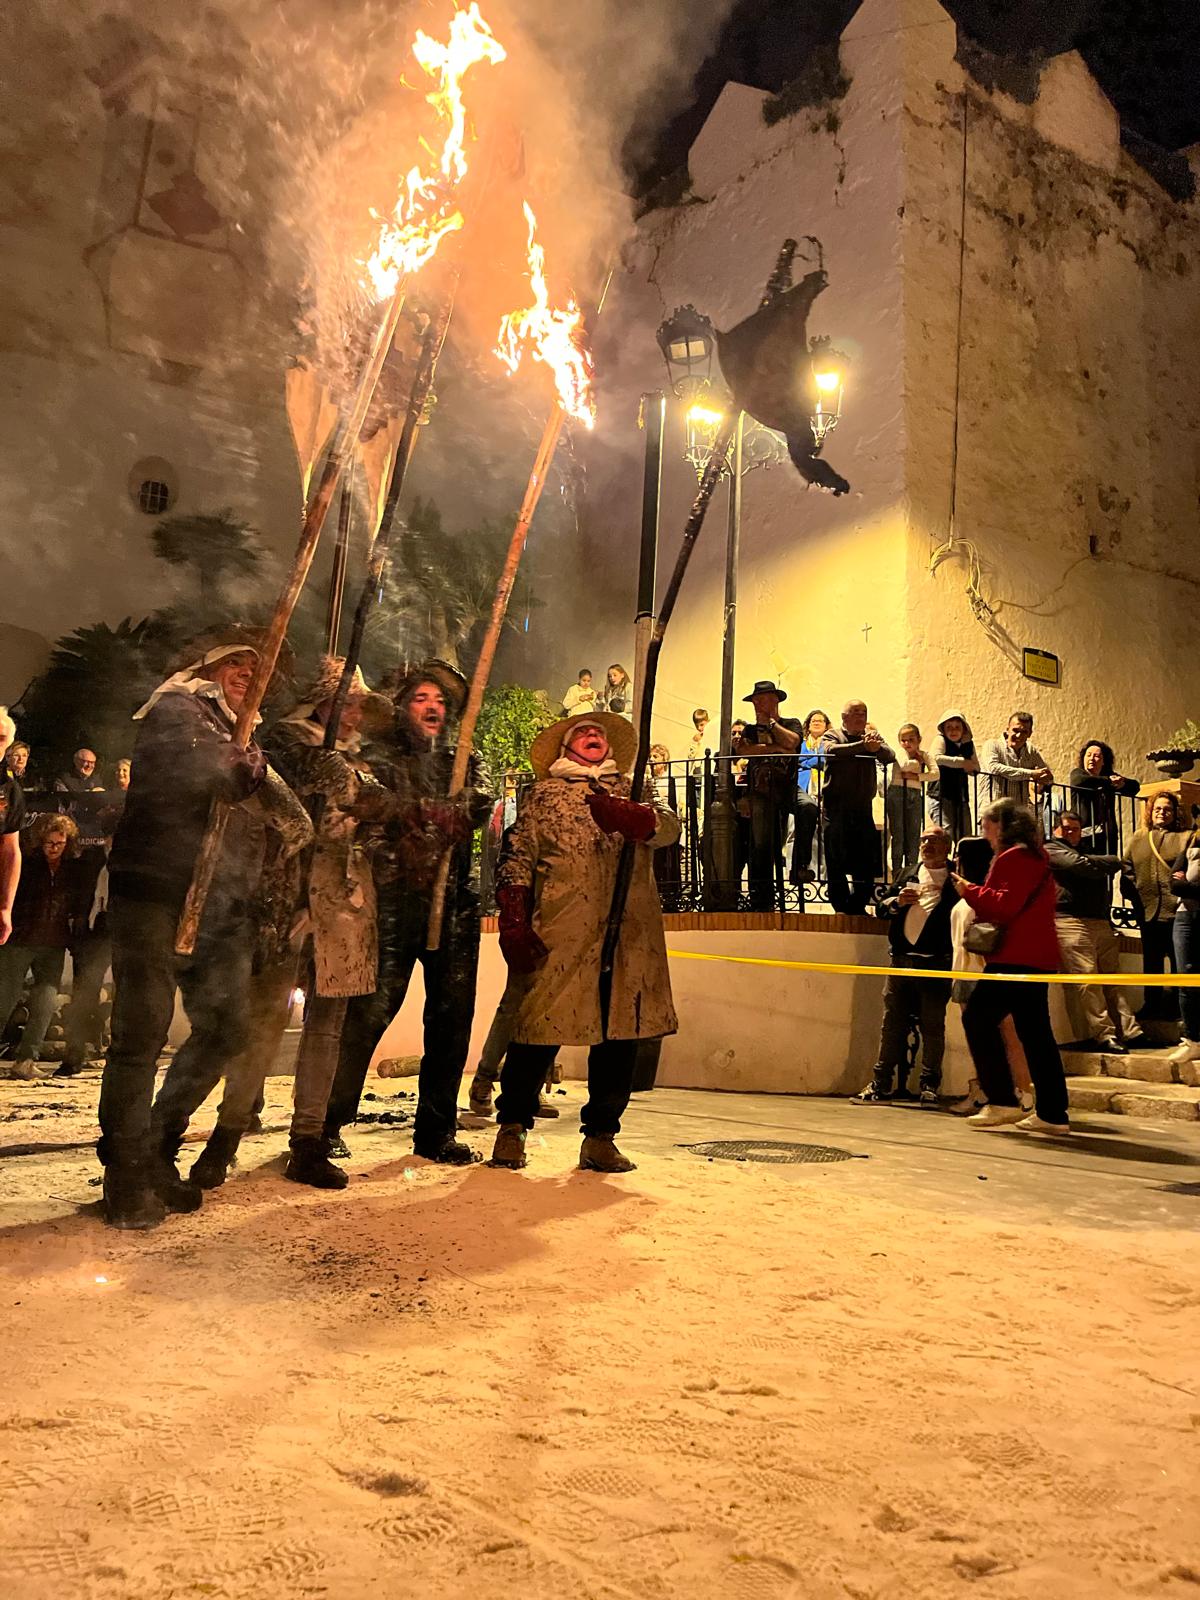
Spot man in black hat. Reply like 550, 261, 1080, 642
323, 660, 493, 1165
734, 681, 803, 911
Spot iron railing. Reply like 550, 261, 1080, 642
478, 753, 1153, 929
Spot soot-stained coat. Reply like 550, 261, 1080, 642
497, 775, 680, 1046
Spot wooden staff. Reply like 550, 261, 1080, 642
425, 404, 566, 949
598, 418, 736, 1021
174, 283, 410, 955
318, 277, 461, 755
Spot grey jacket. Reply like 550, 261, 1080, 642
981, 736, 1053, 802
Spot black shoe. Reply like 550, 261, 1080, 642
102, 1164, 166, 1231
1097, 1037, 1128, 1056
324, 1131, 352, 1160
891, 1084, 918, 1103
188, 1125, 243, 1190
151, 1138, 204, 1214
851, 1081, 892, 1103
55, 1059, 84, 1078
285, 1135, 349, 1190
415, 1137, 482, 1166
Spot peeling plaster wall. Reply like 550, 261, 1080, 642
901, 19, 1200, 773
593, 0, 1200, 776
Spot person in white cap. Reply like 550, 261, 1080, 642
490, 712, 679, 1173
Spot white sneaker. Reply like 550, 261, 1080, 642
1167, 1039, 1200, 1065
966, 1104, 1026, 1129
1015, 1114, 1071, 1136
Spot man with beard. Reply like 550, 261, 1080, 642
97, 630, 269, 1229
323, 661, 493, 1166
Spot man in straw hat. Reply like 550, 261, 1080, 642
322, 659, 493, 1166
97, 626, 276, 1228
490, 711, 679, 1173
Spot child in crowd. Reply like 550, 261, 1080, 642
885, 723, 935, 878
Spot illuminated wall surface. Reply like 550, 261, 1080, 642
595, 0, 1200, 771
1, 0, 1197, 780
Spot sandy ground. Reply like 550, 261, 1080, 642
1, 1069, 1199, 1600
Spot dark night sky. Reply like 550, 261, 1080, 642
633, 0, 1200, 191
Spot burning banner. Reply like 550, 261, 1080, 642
495, 201, 596, 427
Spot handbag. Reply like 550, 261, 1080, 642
962, 866, 1050, 957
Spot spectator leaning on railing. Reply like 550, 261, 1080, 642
1068, 740, 1139, 855
928, 709, 979, 842
981, 711, 1053, 804
821, 700, 894, 916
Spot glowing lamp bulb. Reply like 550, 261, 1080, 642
687, 403, 725, 428
813, 369, 841, 394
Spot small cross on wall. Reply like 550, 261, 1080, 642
861, 623, 872, 644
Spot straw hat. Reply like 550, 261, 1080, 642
530, 712, 638, 781
302, 654, 372, 707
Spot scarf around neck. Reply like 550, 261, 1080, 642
549, 756, 619, 785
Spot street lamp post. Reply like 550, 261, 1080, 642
654, 293, 850, 910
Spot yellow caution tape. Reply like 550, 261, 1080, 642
666, 949, 1200, 986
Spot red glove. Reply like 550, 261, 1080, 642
585, 788, 656, 842
496, 884, 549, 975
421, 799, 473, 845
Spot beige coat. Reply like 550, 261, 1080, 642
1124, 827, 1192, 923
497, 775, 680, 1046
266, 719, 378, 1000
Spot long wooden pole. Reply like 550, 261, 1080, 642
319, 278, 461, 757
598, 418, 736, 1018
425, 404, 565, 949
174, 283, 409, 955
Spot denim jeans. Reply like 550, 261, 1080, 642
0, 943, 66, 1061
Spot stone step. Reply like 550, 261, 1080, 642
1061, 1048, 1200, 1086
1067, 1075, 1200, 1122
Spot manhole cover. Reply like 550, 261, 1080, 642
681, 1140, 861, 1165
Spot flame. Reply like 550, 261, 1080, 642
366, 4, 506, 301
495, 202, 596, 428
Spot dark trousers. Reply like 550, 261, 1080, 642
1173, 906, 1200, 1041
99, 897, 253, 1160
824, 804, 879, 915
1138, 918, 1178, 1021
327, 896, 480, 1154
790, 791, 819, 883
748, 792, 785, 911
874, 967, 952, 1090
497, 1038, 638, 1135
63, 932, 111, 1066
962, 966, 1069, 1124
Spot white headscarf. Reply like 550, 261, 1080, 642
133, 644, 261, 725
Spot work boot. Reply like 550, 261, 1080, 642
467, 1072, 495, 1117
102, 1158, 166, 1231
415, 1136, 481, 1166
285, 1135, 349, 1190
324, 1127, 352, 1160
579, 1134, 636, 1173
152, 1132, 203, 1213
188, 1125, 243, 1190
489, 1123, 527, 1169
532, 1091, 560, 1119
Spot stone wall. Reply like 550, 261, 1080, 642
582, 0, 1200, 778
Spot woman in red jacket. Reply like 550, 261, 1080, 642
951, 798, 1069, 1133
